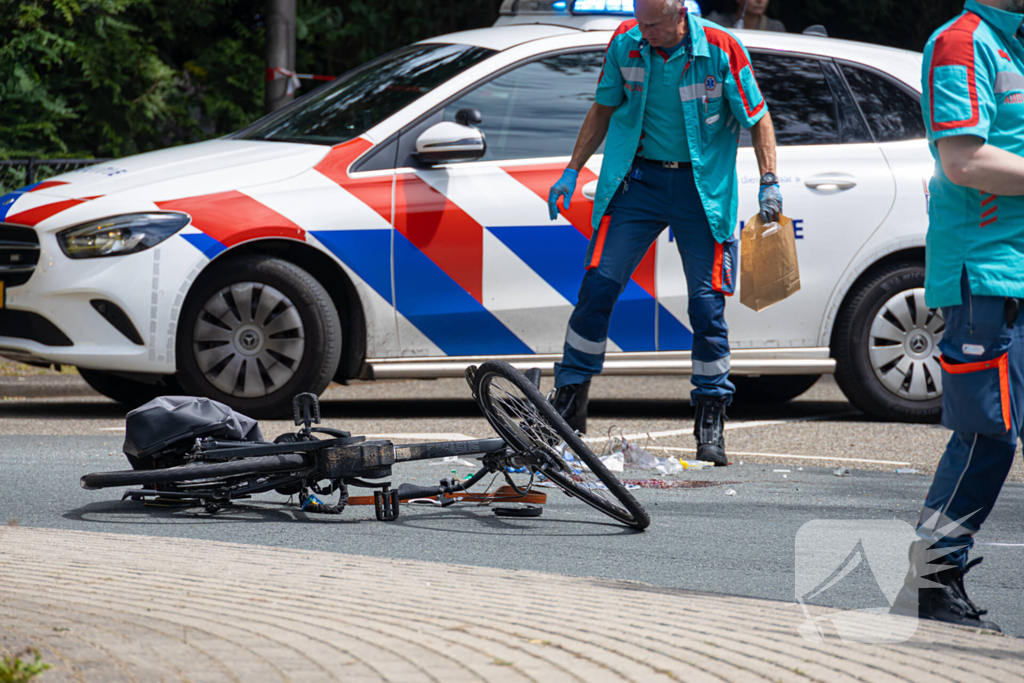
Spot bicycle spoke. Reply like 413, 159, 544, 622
486, 376, 628, 513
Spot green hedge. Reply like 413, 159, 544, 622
2, 0, 966, 161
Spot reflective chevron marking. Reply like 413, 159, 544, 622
11, 135, 694, 357
157, 190, 305, 247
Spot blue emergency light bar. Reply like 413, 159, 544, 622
572, 0, 633, 12
571, 0, 700, 15
499, 0, 700, 17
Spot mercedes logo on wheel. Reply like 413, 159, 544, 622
239, 330, 261, 351
908, 333, 929, 355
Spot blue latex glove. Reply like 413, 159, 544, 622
548, 168, 579, 220
758, 183, 783, 224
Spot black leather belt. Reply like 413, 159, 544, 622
637, 157, 692, 169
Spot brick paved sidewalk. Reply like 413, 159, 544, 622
1, 526, 1020, 682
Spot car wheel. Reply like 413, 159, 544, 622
730, 375, 820, 404
176, 256, 342, 419
832, 262, 943, 422
78, 369, 181, 408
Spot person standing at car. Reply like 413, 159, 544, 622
890, 0, 1024, 633
706, 0, 787, 33
547, 0, 781, 466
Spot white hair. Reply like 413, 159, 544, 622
637, 0, 683, 16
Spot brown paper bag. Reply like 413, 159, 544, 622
740, 213, 801, 312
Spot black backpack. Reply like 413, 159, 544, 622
123, 396, 265, 470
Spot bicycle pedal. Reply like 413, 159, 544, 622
292, 392, 321, 427
374, 488, 400, 521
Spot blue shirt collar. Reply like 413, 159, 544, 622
965, 0, 1024, 39
629, 12, 709, 60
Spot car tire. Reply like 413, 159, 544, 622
176, 256, 342, 419
832, 262, 943, 422
730, 375, 820, 404
78, 369, 182, 408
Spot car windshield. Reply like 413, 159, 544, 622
235, 43, 496, 145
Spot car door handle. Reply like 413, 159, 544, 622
582, 180, 598, 201
805, 174, 857, 191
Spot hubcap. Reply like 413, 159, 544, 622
868, 287, 945, 402
192, 282, 305, 398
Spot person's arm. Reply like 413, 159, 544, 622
937, 135, 1024, 195
750, 110, 777, 177
567, 103, 616, 172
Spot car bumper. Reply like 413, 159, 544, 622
1, 229, 207, 374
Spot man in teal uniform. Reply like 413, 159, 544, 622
891, 0, 1024, 633
547, 0, 780, 466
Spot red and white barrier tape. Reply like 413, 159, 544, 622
265, 67, 335, 95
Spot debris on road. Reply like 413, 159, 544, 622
725, 489, 737, 496
601, 452, 624, 472
833, 467, 851, 477
895, 468, 919, 475
620, 479, 736, 489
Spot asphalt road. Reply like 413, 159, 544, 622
2, 375, 1023, 637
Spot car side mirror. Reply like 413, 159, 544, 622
415, 121, 486, 165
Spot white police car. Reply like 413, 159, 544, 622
0, 0, 936, 420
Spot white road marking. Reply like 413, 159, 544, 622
644, 445, 911, 466
583, 413, 850, 444
977, 542, 1024, 547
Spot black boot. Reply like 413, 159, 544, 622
693, 396, 728, 466
890, 543, 1001, 632
549, 381, 590, 434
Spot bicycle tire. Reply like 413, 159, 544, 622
81, 453, 312, 490
471, 361, 650, 530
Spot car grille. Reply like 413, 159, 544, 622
0, 224, 40, 287
0, 309, 73, 346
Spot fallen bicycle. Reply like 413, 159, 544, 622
81, 361, 650, 530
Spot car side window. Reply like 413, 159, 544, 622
745, 53, 841, 147
840, 63, 926, 143
441, 52, 604, 161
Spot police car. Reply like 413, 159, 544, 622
0, 0, 936, 420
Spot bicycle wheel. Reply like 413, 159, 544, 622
81, 453, 311, 490
471, 361, 650, 530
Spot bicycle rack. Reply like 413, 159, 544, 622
374, 485, 400, 521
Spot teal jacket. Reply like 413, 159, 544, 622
592, 15, 768, 243
922, 0, 1024, 307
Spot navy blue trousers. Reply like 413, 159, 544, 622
918, 271, 1023, 569
554, 161, 738, 400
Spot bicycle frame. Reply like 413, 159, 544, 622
116, 425, 515, 518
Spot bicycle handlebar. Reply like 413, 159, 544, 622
396, 466, 491, 501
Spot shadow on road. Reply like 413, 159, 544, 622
63, 499, 640, 536
63, 499, 359, 526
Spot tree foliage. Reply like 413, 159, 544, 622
0, 0, 975, 160
1, 0, 264, 159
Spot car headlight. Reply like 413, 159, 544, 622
57, 212, 191, 259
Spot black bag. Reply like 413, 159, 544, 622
123, 396, 265, 470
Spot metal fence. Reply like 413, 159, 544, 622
0, 158, 112, 194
